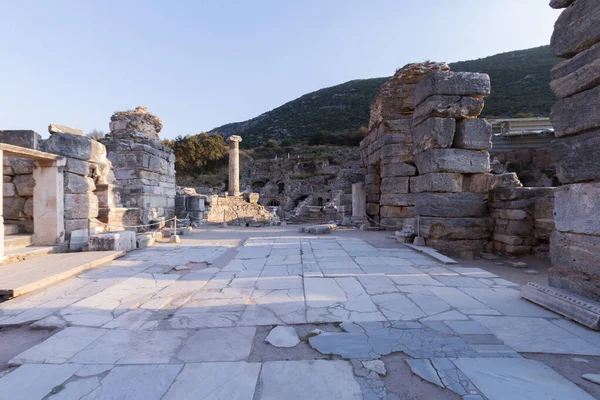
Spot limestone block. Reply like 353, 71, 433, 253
414, 149, 490, 174
418, 217, 493, 240
551, 57, 600, 99
64, 193, 99, 219
548, 129, 600, 183
535, 193, 555, 220
380, 162, 416, 178
413, 71, 491, 106
489, 209, 530, 220
3, 197, 25, 219
13, 174, 35, 196
365, 173, 380, 184
380, 193, 416, 207
427, 239, 486, 254
554, 182, 600, 235
506, 220, 534, 236
0, 130, 41, 149
380, 205, 415, 219
88, 231, 136, 252
413, 95, 484, 126
3, 182, 16, 197
415, 193, 487, 217
64, 172, 96, 194
5, 157, 35, 175
504, 245, 533, 255
549, 0, 575, 9
380, 143, 413, 163
409, 173, 463, 193
24, 198, 33, 217
489, 187, 554, 202
64, 218, 100, 234
488, 199, 535, 210
412, 118, 456, 154
550, 0, 600, 58
550, 85, 600, 137
366, 203, 380, 216
466, 173, 521, 193
48, 124, 84, 136
380, 177, 410, 194
552, 42, 600, 80
493, 234, 524, 246
453, 119, 492, 150
43, 132, 94, 160
64, 158, 90, 176
551, 231, 600, 276
109, 106, 163, 139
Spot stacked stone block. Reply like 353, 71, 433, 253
102, 107, 176, 226
43, 128, 107, 239
487, 187, 554, 256
547, 0, 600, 300
410, 71, 494, 255
360, 62, 450, 227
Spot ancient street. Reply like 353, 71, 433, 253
0, 227, 598, 399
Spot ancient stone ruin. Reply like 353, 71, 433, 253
102, 106, 176, 226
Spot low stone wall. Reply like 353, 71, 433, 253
205, 196, 272, 225
488, 187, 554, 257
2, 157, 35, 233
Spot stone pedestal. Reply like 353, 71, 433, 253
351, 183, 366, 224
227, 135, 242, 196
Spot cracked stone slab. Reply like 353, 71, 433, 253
259, 360, 362, 399
362, 359, 386, 376
0, 364, 80, 400
82, 365, 183, 400
265, 326, 300, 348
9, 327, 106, 365
163, 362, 260, 400
70, 329, 187, 364
406, 358, 443, 387
177, 327, 256, 362
454, 357, 596, 400
51, 376, 100, 399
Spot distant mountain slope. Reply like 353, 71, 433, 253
211, 45, 561, 147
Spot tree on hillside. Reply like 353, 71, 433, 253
264, 139, 279, 148
87, 129, 105, 141
165, 133, 228, 174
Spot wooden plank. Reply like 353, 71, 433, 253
0, 251, 126, 298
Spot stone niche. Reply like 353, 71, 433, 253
102, 106, 176, 226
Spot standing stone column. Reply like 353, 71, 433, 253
227, 135, 242, 196
351, 182, 366, 224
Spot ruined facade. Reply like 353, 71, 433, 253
360, 63, 525, 256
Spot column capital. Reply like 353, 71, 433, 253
226, 135, 243, 144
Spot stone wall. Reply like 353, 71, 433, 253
205, 196, 272, 225
102, 107, 176, 226
547, 0, 600, 300
43, 128, 109, 239
487, 187, 554, 257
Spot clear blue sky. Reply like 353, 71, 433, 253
1, 0, 560, 139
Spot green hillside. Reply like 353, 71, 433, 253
211, 45, 561, 147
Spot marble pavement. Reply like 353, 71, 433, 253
0, 228, 598, 399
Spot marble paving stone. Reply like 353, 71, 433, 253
265, 326, 300, 347
550, 318, 600, 347
454, 358, 596, 400
259, 360, 362, 400
265, 255, 301, 265
255, 276, 302, 290
168, 298, 246, 328
406, 359, 443, 387
426, 287, 489, 310
388, 274, 444, 286
163, 362, 261, 400
372, 293, 426, 320
474, 316, 600, 355
223, 258, 266, 272
177, 327, 256, 362
0, 364, 80, 400
240, 288, 306, 325
396, 285, 434, 295
102, 309, 156, 329
318, 260, 360, 270
52, 376, 100, 399
444, 321, 491, 335
582, 374, 600, 385
70, 330, 187, 364
75, 364, 113, 377
434, 276, 490, 288
261, 264, 303, 276
451, 267, 499, 278
408, 293, 452, 315
379, 256, 414, 266
421, 310, 469, 321
357, 276, 398, 295
462, 288, 557, 317
9, 327, 106, 365
360, 264, 413, 274
82, 365, 182, 400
